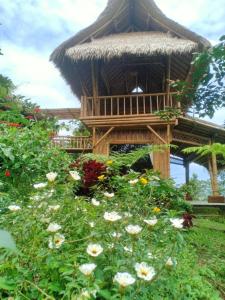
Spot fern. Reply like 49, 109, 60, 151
80, 145, 171, 168
183, 143, 225, 157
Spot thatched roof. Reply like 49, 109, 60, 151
50, 0, 211, 99
66, 32, 198, 61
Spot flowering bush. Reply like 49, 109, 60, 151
0, 119, 71, 203
1, 150, 217, 299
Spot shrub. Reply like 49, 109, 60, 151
1, 153, 216, 299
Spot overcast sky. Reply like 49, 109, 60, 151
0, 0, 225, 183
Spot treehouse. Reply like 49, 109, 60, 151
49, 0, 225, 201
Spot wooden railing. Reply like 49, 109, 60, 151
81, 92, 179, 117
52, 136, 93, 150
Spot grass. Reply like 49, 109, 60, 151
186, 213, 225, 299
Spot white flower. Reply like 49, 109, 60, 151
47, 223, 61, 232
114, 272, 136, 287
48, 233, 65, 249
8, 205, 21, 211
108, 243, 115, 249
79, 263, 96, 276
91, 198, 100, 206
30, 195, 41, 201
112, 232, 122, 238
33, 183, 48, 189
104, 212, 122, 222
125, 225, 142, 235
166, 257, 176, 267
69, 171, 81, 181
48, 205, 60, 212
129, 179, 139, 185
144, 217, 158, 226
77, 290, 91, 300
147, 252, 154, 259
135, 262, 156, 281
87, 244, 103, 257
124, 212, 133, 218
46, 172, 57, 182
124, 246, 133, 253
89, 222, 95, 228
170, 218, 183, 229
103, 192, 114, 198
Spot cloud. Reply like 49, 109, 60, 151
0, 0, 224, 119
156, 0, 224, 42
0, 41, 78, 108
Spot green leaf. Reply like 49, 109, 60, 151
0, 277, 15, 290
0, 230, 17, 251
0, 145, 15, 161
98, 290, 112, 299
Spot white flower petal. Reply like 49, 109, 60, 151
47, 223, 61, 232
86, 244, 103, 257
104, 212, 122, 222
125, 225, 142, 235
46, 172, 57, 182
69, 171, 81, 181
135, 262, 156, 281
79, 263, 96, 276
114, 272, 136, 287
8, 205, 21, 212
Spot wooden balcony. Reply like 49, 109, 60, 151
52, 136, 93, 152
80, 92, 179, 127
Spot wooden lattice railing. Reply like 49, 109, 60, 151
52, 136, 93, 150
81, 92, 179, 117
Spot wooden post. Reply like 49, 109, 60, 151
166, 55, 171, 106
91, 60, 99, 116
211, 153, 219, 196
92, 127, 96, 147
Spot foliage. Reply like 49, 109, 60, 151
81, 145, 170, 172
173, 35, 225, 118
183, 143, 225, 158
0, 120, 71, 201
155, 107, 181, 121
72, 120, 91, 137
180, 174, 212, 202
1, 148, 213, 299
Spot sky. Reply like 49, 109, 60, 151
0, 0, 225, 183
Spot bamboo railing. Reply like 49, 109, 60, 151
81, 92, 179, 117
52, 136, 93, 150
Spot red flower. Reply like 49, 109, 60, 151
182, 213, 194, 228
5, 170, 11, 177
34, 107, 41, 113
82, 160, 106, 189
10, 123, 21, 127
25, 115, 34, 120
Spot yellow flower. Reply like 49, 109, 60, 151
98, 175, 105, 181
153, 207, 161, 214
106, 160, 113, 166
140, 178, 148, 185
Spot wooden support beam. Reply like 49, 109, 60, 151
211, 153, 219, 196
167, 124, 171, 143
146, 125, 167, 144
92, 127, 96, 146
91, 61, 100, 116
166, 55, 171, 106
94, 127, 114, 149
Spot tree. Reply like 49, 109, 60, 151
173, 36, 225, 118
